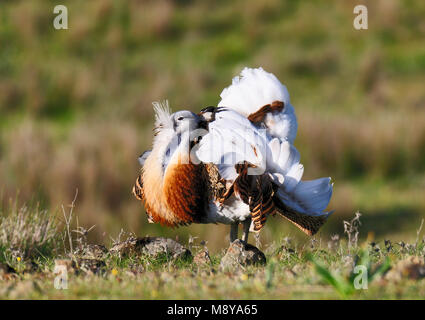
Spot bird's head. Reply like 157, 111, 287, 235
153, 101, 203, 136
171, 110, 202, 134
151, 101, 207, 168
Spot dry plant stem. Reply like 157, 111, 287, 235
62, 189, 78, 256
415, 219, 424, 249
343, 211, 362, 251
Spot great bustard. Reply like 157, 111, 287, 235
133, 67, 333, 243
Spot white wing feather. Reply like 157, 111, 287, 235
218, 67, 298, 143
196, 67, 333, 217
218, 67, 290, 115
196, 109, 268, 178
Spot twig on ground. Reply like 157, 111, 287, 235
62, 189, 78, 256
343, 211, 362, 250
415, 219, 424, 249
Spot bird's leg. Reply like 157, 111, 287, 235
230, 223, 239, 243
242, 218, 251, 243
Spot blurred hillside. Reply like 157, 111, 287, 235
1, 0, 425, 250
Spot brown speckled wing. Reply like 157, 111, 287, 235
132, 173, 144, 201
249, 175, 275, 232
204, 163, 227, 203
273, 195, 328, 236
212, 161, 276, 232
132, 172, 156, 223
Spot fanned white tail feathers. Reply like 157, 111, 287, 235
276, 178, 333, 217
198, 67, 333, 218
218, 67, 298, 143
268, 139, 333, 217
218, 67, 290, 116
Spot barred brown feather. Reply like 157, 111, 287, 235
273, 195, 328, 235
230, 162, 276, 232
132, 174, 144, 201
204, 163, 226, 202
249, 175, 275, 232
132, 173, 158, 223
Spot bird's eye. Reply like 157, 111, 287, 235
177, 116, 184, 121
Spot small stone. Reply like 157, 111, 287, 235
0, 262, 16, 279
77, 244, 108, 260
292, 264, 304, 275
385, 256, 425, 282
194, 250, 212, 266
284, 269, 297, 280
220, 240, 266, 270
110, 236, 191, 260
75, 258, 106, 275
0, 262, 16, 274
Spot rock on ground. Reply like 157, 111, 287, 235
193, 250, 212, 266
220, 239, 266, 270
109, 236, 192, 259
0, 262, 16, 280
76, 258, 106, 275
76, 244, 108, 260
55, 257, 107, 276
385, 256, 425, 282
0, 262, 15, 275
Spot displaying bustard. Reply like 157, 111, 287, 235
133, 67, 333, 243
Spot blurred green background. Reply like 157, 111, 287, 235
1, 0, 425, 251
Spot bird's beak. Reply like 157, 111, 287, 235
197, 106, 216, 129
198, 119, 208, 130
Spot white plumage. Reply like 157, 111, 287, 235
134, 67, 333, 243
197, 67, 333, 220
218, 67, 298, 143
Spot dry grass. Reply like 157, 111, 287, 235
0, 0, 424, 247
0, 211, 425, 299
297, 110, 425, 179
0, 200, 60, 261
2, 108, 425, 246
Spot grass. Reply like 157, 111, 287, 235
1, 201, 425, 299
0, 1, 424, 247
0, 199, 61, 266
2, 235, 425, 300
0, 0, 425, 298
